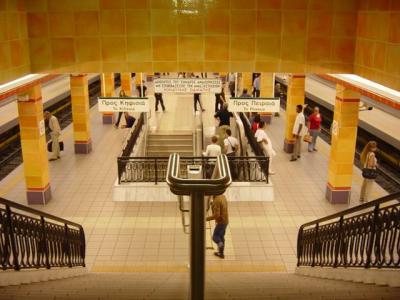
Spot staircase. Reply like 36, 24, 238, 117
146, 131, 193, 157
0, 272, 399, 300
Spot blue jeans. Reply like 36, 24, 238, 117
308, 129, 319, 151
212, 223, 227, 253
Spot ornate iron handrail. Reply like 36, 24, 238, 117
117, 156, 269, 184
0, 197, 85, 271
297, 192, 400, 269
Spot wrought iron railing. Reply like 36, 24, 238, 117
297, 192, 400, 269
0, 197, 85, 271
117, 156, 269, 184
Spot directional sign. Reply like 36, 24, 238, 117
229, 98, 281, 113
154, 78, 221, 93
97, 97, 149, 112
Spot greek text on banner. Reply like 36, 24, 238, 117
97, 97, 149, 112
229, 98, 281, 113
154, 78, 221, 93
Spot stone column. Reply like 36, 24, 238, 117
101, 73, 114, 124
242, 72, 253, 95
120, 72, 132, 96
70, 74, 92, 154
260, 73, 275, 124
326, 84, 360, 204
17, 84, 51, 204
283, 74, 305, 153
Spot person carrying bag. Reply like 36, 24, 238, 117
359, 141, 378, 202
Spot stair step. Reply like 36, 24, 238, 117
147, 145, 193, 150
147, 139, 193, 145
148, 135, 193, 141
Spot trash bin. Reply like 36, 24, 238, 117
187, 165, 202, 179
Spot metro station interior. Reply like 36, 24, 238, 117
0, 0, 400, 299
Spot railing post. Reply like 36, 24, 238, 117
79, 226, 86, 267
266, 158, 269, 184
366, 204, 380, 268
64, 224, 72, 267
40, 216, 50, 269
154, 158, 158, 185
5, 205, 19, 271
334, 216, 344, 268
311, 223, 319, 267
297, 227, 304, 267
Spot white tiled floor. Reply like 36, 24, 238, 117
0, 77, 387, 273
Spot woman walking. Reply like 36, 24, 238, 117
307, 106, 322, 152
359, 141, 378, 202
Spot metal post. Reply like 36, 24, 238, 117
140, 72, 144, 97
334, 216, 344, 268
311, 223, 319, 267
154, 158, 158, 185
64, 224, 72, 267
366, 204, 380, 268
189, 191, 205, 300
5, 205, 20, 270
40, 216, 50, 269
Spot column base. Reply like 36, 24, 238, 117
284, 138, 295, 153
102, 113, 114, 124
27, 184, 52, 205
325, 184, 351, 204
75, 140, 92, 154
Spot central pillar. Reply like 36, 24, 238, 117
101, 73, 115, 124
260, 73, 275, 124
70, 74, 92, 154
120, 72, 133, 96
326, 84, 360, 204
283, 74, 305, 153
17, 85, 51, 204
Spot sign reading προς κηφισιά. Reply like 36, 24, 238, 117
97, 97, 150, 112
229, 98, 281, 113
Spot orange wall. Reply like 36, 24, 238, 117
0, 0, 30, 84
354, 0, 400, 91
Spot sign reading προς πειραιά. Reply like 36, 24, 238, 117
229, 98, 280, 113
97, 97, 149, 112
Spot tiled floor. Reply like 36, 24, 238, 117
0, 75, 387, 274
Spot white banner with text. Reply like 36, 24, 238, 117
97, 97, 149, 112
229, 98, 281, 113
154, 78, 221, 93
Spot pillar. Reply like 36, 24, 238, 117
71, 74, 92, 154
283, 74, 305, 153
17, 85, 52, 204
326, 84, 360, 204
120, 72, 132, 96
242, 72, 253, 95
260, 73, 275, 124
101, 73, 114, 124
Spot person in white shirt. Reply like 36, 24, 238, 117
252, 74, 260, 97
290, 104, 306, 161
203, 135, 222, 178
224, 129, 240, 179
45, 111, 61, 161
255, 121, 276, 175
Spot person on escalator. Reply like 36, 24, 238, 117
207, 194, 229, 259
255, 121, 276, 175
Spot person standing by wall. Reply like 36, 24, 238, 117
252, 73, 260, 97
290, 104, 306, 161
307, 106, 322, 152
155, 92, 166, 112
45, 111, 61, 161
228, 73, 235, 98
207, 194, 229, 259
359, 141, 378, 202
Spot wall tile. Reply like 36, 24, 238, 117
257, 10, 282, 36
332, 37, 355, 63
151, 9, 177, 35
100, 10, 125, 35
385, 43, 400, 75
389, 12, 400, 42
125, 0, 149, 9
333, 12, 357, 37
0, 41, 11, 68
309, 0, 333, 11
152, 36, 177, 60
151, 0, 178, 9
76, 37, 101, 61
306, 37, 332, 62
282, 0, 309, 10
282, 11, 307, 36
204, 0, 230, 9
178, 13, 204, 35
308, 11, 333, 36
126, 10, 150, 35
27, 12, 48, 37
47, 0, 74, 12
205, 36, 229, 61
231, 0, 255, 9
230, 36, 255, 60
256, 36, 281, 61
231, 10, 256, 35
51, 38, 75, 64
24, 0, 47, 12
127, 36, 152, 61
178, 36, 204, 61
28, 38, 51, 65
281, 36, 305, 62
49, 12, 74, 37
257, 0, 281, 10
100, 0, 125, 9
204, 9, 229, 35
74, 11, 100, 36
101, 37, 126, 61
373, 41, 386, 69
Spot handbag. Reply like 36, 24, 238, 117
362, 152, 377, 179
47, 141, 64, 152
228, 137, 237, 152
303, 134, 312, 143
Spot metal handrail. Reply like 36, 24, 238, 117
297, 192, 400, 269
0, 197, 85, 271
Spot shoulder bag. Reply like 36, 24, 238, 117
362, 152, 378, 179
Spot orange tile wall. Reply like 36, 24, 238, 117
0, 0, 30, 84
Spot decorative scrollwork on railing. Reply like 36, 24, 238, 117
118, 156, 269, 184
0, 198, 85, 271
297, 192, 400, 269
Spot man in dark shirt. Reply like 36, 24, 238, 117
214, 103, 233, 127
136, 81, 147, 97
155, 92, 165, 112
194, 93, 205, 112
122, 112, 136, 128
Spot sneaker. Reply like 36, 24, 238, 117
290, 158, 297, 162
214, 252, 224, 259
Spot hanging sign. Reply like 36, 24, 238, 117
229, 98, 281, 113
97, 97, 149, 112
154, 78, 221, 93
